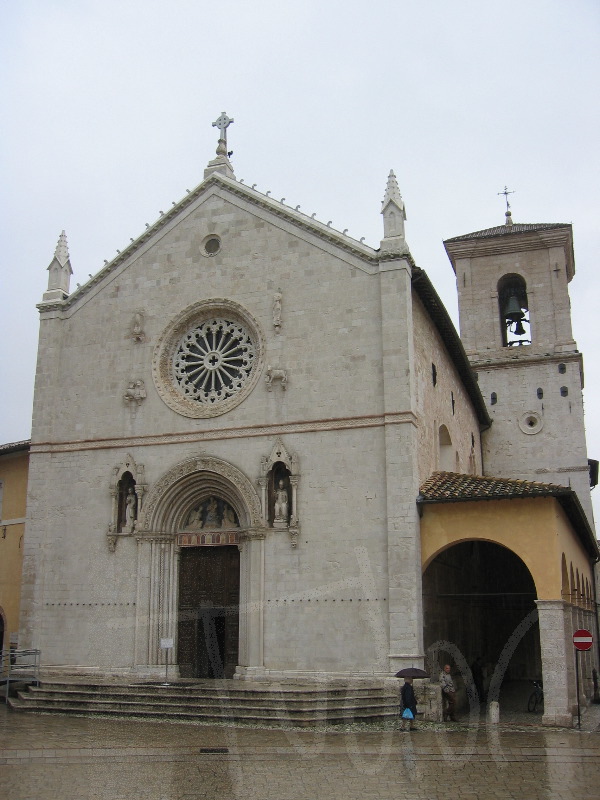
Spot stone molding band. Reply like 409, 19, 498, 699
29, 411, 419, 454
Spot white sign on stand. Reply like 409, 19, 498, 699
160, 638, 174, 684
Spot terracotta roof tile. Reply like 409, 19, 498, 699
418, 471, 568, 503
0, 439, 30, 455
444, 222, 570, 243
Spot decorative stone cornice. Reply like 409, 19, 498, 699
444, 226, 575, 279
37, 173, 380, 317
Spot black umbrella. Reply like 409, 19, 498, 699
395, 667, 429, 678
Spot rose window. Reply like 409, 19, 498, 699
173, 319, 255, 404
152, 300, 264, 418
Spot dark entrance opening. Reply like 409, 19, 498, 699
178, 546, 240, 679
423, 541, 541, 709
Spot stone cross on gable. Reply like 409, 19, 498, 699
212, 112, 234, 146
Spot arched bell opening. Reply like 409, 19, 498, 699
423, 540, 541, 713
498, 273, 531, 347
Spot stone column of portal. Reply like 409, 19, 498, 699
133, 537, 151, 671
536, 600, 573, 726
237, 532, 266, 679
168, 543, 181, 678
133, 536, 175, 676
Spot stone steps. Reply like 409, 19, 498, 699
8, 680, 401, 727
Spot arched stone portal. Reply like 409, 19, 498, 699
423, 541, 541, 708
133, 456, 266, 678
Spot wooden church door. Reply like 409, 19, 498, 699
178, 546, 240, 679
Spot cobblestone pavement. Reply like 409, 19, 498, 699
1, 705, 599, 800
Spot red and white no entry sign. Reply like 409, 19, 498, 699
573, 629, 593, 651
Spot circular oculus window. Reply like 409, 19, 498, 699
152, 299, 264, 418
519, 411, 543, 435
202, 235, 221, 257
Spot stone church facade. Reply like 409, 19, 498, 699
19, 121, 598, 725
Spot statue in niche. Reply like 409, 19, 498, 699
117, 471, 136, 533
124, 487, 137, 532
269, 461, 291, 528
274, 480, 289, 522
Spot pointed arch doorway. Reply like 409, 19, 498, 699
134, 456, 266, 680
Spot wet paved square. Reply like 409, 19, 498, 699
1, 705, 600, 799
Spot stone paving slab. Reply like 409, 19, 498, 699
1, 705, 600, 800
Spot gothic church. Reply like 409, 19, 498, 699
19, 117, 598, 726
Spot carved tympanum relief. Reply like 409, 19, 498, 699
183, 496, 240, 530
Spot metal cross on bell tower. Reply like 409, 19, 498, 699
498, 185, 515, 225
212, 112, 234, 148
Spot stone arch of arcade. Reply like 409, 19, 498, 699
419, 494, 599, 725
133, 456, 266, 679
422, 539, 541, 704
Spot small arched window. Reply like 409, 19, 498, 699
498, 274, 530, 347
438, 425, 454, 472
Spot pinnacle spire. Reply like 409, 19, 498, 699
54, 230, 70, 266
42, 230, 73, 302
380, 169, 408, 252
381, 170, 406, 218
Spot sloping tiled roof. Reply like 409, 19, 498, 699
0, 439, 30, 455
444, 222, 570, 243
418, 471, 567, 502
418, 472, 598, 559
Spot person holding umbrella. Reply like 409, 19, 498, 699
395, 667, 428, 732
400, 677, 417, 731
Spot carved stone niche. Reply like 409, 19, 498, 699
107, 454, 147, 551
258, 438, 300, 547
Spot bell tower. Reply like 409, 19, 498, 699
444, 212, 595, 527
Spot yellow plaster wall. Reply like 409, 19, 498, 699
0, 449, 29, 651
553, 502, 595, 602
420, 497, 582, 600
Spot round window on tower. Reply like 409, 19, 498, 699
518, 411, 543, 435
152, 299, 265, 418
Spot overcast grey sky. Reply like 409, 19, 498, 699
1, 0, 599, 516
